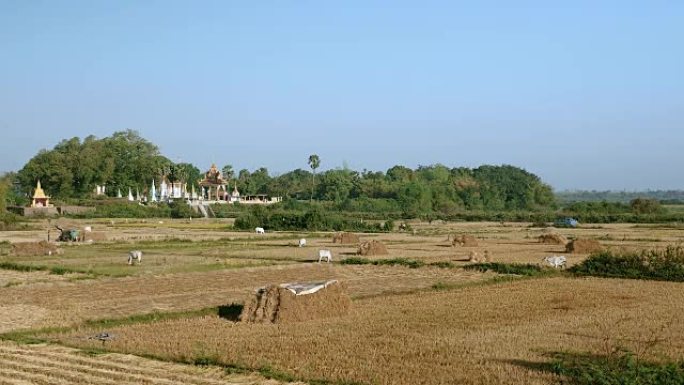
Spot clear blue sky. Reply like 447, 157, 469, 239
1, 1, 682, 190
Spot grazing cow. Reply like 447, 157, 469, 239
299, 238, 307, 247
128, 250, 143, 265
542, 255, 566, 269
318, 249, 332, 263
255, 227, 265, 234
83, 226, 92, 233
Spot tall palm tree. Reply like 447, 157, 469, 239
308, 154, 320, 202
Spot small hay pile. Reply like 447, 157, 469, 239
332, 232, 360, 244
357, 240, 389, 256
11, 241, 60, 256
452, 234, 478, 247
565, 238, 603, 254
240, 280, 350, 323
538, 233, 567, 245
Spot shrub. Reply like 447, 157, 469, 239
169, 201, 200, 219
570, 246, 684, 281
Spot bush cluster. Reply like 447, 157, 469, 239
570, 246, 684, 281
233, 206, 385, 232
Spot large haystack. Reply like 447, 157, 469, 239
452, 234, 478, 247
240, 280, 350, 323
332, 232, 360, 244
538, 233, 567, 245
357, 240, 389, 256
11, 241, 60, 256
565, 238, 603, 254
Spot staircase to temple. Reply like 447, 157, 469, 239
197, 204, 209, 218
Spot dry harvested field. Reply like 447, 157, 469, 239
1, 219, 684, 384
54, 277, 684, 385
0, 340, 303, 385
0, 263, 490, 332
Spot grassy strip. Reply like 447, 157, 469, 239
463, 262, 556, 276
550, 351, 684, 385
341, 257, 456, 269
431, 275, 524, 291
0, 261, 88, 276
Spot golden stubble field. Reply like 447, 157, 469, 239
1, 219, 684, 384
58, 277, 684, 385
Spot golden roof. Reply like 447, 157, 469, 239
32, 180, 48, 199
200, 163, 227, 186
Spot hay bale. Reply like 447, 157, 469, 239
452, 234, 478, 247
565, 238, 603, 254
11, 241, 60, 256
240, 280, 350, 323
332, 232, 360, 244
538, 233, 567, 245
357, 240, 389, 256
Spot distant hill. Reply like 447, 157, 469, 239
556, 190, 684, 204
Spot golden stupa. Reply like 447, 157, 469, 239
31, 180, 52, 208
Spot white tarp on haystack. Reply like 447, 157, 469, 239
278, 280, 339, 296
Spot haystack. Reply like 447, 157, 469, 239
452, 234, 478, 247
357, 240, 389, 256
538, 233, 567, 245
240, 280, 350, 323
332, 232, 360, 244
565, 238, 603, 254
11, 241, 60, 256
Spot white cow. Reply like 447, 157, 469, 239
255, 227, 265, 234
318, 249, 332, 263
299, 238, 307, 247
128, 250, 143, 265
542, 255, 566, 269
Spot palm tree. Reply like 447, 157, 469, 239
308, 154, 321, 202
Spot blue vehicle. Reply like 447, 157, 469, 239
555, 217, 578, 228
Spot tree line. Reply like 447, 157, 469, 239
9, 131, 556, 216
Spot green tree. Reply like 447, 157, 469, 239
317, 169, 356, 204
308, 154, 321, 202
398, 181, 432, 217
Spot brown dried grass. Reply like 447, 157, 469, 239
62, 277, 684, 385
0, 340, 299, 385
0, 264, 487, 332
11, 241, 60, 256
